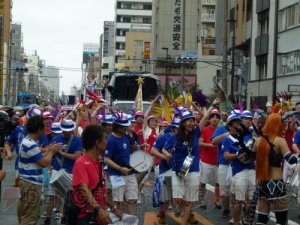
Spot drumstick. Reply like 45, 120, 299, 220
130, 162, 144, 171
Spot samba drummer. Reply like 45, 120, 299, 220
221, 114, 255, 225
150, 118, 180, 225
104, 112, 148, 216
163, 98, 220, 225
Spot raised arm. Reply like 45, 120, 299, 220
199, 98, 220, 131
143, 95, 159, 130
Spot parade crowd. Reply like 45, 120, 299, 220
1, 95, 300, 225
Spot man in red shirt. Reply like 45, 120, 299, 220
199, 109, 221, 209
133, 111, 144, 143
72, 125, 123, 225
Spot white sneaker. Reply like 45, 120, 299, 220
228, 218, 234, 224
137, 193, 141, 204
41, 212, 47, 219
52, 207, 57, 212
54, 212, 62, 220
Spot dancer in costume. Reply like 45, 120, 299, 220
253, 113, 299, 225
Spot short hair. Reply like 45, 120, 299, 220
25, 115, 45, 133
112, 122, 123, 132
81, 125, 105, 150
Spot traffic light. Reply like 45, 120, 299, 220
175, 57, 195, 65
15, 67, 28, 72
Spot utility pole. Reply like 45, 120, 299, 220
221, 0, 228, 95
180, 0, 186, 92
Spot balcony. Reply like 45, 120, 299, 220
116, 9, 152, 16
202, 0, 216, 5
202, 14, 215, 22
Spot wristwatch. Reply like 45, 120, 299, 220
93, 206, 101, 214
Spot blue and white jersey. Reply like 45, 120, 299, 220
18, 137, 43, 185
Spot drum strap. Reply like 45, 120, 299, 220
56, 135, 74, 169
92, 160, 104, 195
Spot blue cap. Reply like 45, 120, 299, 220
180, 110, 195, 122
226, 114, 242, 127
102, 114, 113, 124
240, 110, 253, 119
230, 109, 241, 117
170, 118, 180, 128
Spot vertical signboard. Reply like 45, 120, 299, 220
172, 0, 182, 51
144, 42, 150, 59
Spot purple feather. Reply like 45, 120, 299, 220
191, 91, 208, 107
239, 100, 244, 114
127, 108, 137, 116
100, 109, 106, 120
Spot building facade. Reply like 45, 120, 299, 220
0, 0, 13, 104
103, 21, 115, 58
114, 0, 152, 68
276, 0, 300, 103
42, 66, 60, 102
10, 22, 22, 105
201, 0, 217, 55
151, 0, 201, 87
124, 30, 151, 72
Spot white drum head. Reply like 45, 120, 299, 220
130, 150, 152, 173
50, 169, 65, 184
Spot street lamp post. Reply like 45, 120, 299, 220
226, 19, 236, 101
162, 47, 169, 89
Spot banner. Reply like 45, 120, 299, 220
144, 42, 150, 59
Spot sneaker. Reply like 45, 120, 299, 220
137, 193, 141, 204
60, 217, 67, 225
188, 214, 198, 224
228, 218, 234, 224
239, 218, 250, 225
174, 205, 181, 218
43, 217, 51, 225
54, 212, 62, 220
52, 207, 57, 212
141, 191, 149, 196
222, 209, 230, 218
215, 203, 222, 209
158, 216, 166, 225
41, 212, 47, 219
197, 201, 206, 211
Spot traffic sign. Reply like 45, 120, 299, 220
12, 61, 25, 68
181, 50, 198, 58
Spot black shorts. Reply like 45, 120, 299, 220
257, 180, 286, 200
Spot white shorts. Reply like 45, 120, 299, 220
141, 158, 154, 185
231, 169, 255, 201
200, 162, 218, 184
172, 172, 200, 202
112, 174, 138, 202
155, 165, 159, 179
218, 164, 230, 196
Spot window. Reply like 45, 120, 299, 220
123, 4, 131, 9
123, 17, 131, 23
142, 18, 151, 24
143, 4, 152, 10
287, 5, 296, 27
133, 40, 143, 47
278, 50, 300, 75
279, 4, 299, 31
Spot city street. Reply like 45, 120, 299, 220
1, 158, 300, 224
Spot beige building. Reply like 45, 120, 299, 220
151, 0, 201, 87
201, 0, 217, 55
125, 31, 151, 72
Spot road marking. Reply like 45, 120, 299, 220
143, 212, 158, 224
193, 213, 214, 225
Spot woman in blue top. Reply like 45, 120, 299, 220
163, 98, 220, 225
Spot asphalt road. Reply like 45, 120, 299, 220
1, 158, 300, 224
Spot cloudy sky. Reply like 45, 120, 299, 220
12, 0, 115, 95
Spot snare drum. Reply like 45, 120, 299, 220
130, 150, 152, 173
50, 169, 72, 196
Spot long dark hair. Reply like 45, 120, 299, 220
176, 119, 194, 145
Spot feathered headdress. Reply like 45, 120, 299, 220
191, 90, 208, 107
271, 91, 293, 114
